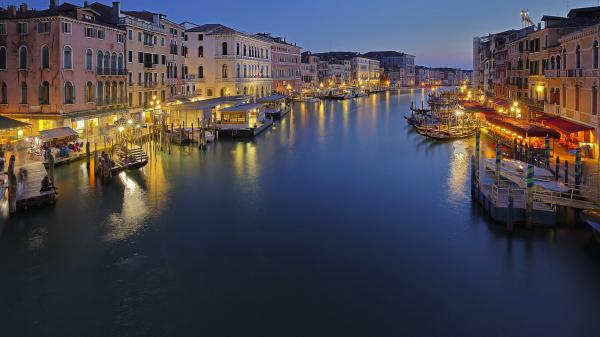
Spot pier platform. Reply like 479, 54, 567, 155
15, 162, 56, 210
217, 119, 273, 138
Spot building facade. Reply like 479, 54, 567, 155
300, 52, 319, 90
0, 1, 127, 136
184, 24, 273, 99
257, 33, 301, 94
363, 51, 415, 87
91, 2, 187, 111
474, 6, 600, 158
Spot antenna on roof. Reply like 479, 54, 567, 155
520, 10, 534, 27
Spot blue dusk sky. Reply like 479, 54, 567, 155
20, 0, 600, 68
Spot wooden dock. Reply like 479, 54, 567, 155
15, 162, 56, 210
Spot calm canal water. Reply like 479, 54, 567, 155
1, 91, 600, 337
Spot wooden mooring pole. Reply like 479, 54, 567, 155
526, 164, 534, 229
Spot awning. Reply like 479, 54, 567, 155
40, 127, 79, 142
220, 103, 264, 113
485, 115, 561, 139
0, 115, 30, 131
257, 94, 287, 103
536, 116, 594, 134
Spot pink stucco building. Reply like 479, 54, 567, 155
256, 33, 301, 94
0, 0, 127, 135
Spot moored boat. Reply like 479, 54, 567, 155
580, 210, 600, 244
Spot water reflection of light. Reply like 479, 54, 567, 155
447, 141, 469, 205
233, 142, 259, 181
318, 102, 326, 140
104, 171, 150, 242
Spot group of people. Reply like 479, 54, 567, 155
41, 141, 83, 161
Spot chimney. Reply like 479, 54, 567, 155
7, 5, 16, 16
50, 0, 57, 9
152, 13, 161, 25
19, 3, 27, 12
111, 2, 120, 24
83, 1, 88, 7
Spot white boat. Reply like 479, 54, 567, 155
204, 131, 215, 143
294, 97, 320, 103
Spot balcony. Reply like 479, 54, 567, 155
545, 70, 561, 78
96, 97, 128, 106
544, 103, 561, 116
96, 67, 127, 76
119, 16, 166, 34
143, 81, 159, 88
566, 69, 583, 78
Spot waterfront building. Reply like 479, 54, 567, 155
256, 33, 301, 95
0, 0, 127, 139
312, 52, 380, 88
91, 2, 187, 112
183, 24, 273, 99
363, 51, 415, 87
474, 5, 600, 158
300, 52, 319, 91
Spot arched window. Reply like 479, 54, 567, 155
236, 64, 240, 78
198, 66, 204, 78
236, 43, 240, 55
198, 46, 203, 57
86, 49, 93, 70
244, 65, 247, 78
103, 52, 110, 69
243, 44, 247, 56
576, 84, 580, 111
63, 46, 72, 69
562, 49, 567, 70
576, 45, 581, 69
64, 81, 75, 104
85, 81, 94, 102
97, 51, 103, 71
18, 46, 27, 69
550, 56, 555, 70
117, 53, 124, 71
39, 81, 50, 105
118, 82, 125, 102
222, 42, 228, 55
594, 41, 599, 69
0, 82, 6, 104
97, 82, 104, 104
0, 47, 5, 70
222, 64, 228, 78
556, 55, 561, 70
20, 82, 27, 104
110, 52, 117, 71
41, 45, 50, 69
593, 85, 598, 115
111, 81, 117, 103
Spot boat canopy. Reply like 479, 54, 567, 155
40, 127, 79, 142
165, 96, 249, 111
0, 115, 30, 131
220, 103, 264, 113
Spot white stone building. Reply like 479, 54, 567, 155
184, 24, 273, 99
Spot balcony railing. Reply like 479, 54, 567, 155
97, 67, 127, 76
566, 69, 583, 78
96, 97, 128, 106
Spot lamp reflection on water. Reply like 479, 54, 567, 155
104, 172, 150, 242
447, 141, 469, 206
